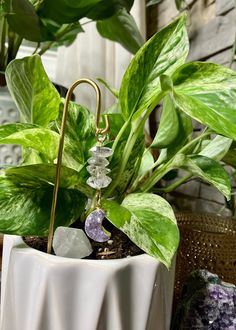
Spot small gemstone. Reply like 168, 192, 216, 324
53, 227, 93, 259
90, 146, 113, 158
87, 156, 109, 167
86, 165, 110, 176
85, 209, 110, 242
86, 175, 112, 189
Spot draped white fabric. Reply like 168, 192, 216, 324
55, 0, 146, 110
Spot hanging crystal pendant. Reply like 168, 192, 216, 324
90, 146, 113, 157
87, 165, 110, 176
86, 176, 112, 190
85, 144, 113, 242
86, 146, 113, 190
87, 157, 109, 166
85, 209, 110, 242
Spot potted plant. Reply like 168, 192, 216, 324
1, 14, 236, 329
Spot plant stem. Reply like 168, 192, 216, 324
106, 95, 164, 197
7, 31, 22, 64
37, 23, 80, 55
153, 172, 192, 193
139, 130, 212, 192
38, 41, 54, 55
111, 118, 131, 156
0, 16, 7, 72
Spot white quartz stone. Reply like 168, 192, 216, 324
53, 227, 93, 259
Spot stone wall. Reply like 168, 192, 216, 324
148, 0, 236, 216
157, 0, 235, 69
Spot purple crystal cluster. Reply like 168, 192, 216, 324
85, 209, 110, 242
172, 270, 236, 329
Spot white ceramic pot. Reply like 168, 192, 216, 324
1, 235, 175, 330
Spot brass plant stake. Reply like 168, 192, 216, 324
47, 78, 109, 254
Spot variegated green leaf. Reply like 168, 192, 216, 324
151, 94, 179, 148
169, 154, 231, 199
103, 193, 179, 268
172, 62, 236, 139
53, 101, 96, 170
199, 135, 232, 161
5, 164, 93, 197
0, 127, 59, 161
119, 14, 188, 120
0, 171, 86, 236
6, 55, 60, 127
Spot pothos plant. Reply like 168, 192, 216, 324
1, 14, 236, 268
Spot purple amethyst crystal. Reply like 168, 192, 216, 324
85, 209, 110, 243
172, 270, 236, 330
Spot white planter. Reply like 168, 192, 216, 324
1, 235, 175, 330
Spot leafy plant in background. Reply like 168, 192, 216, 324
0, 0, 143, 76
1, 14, 236, 268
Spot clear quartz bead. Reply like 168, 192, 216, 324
86, 175, 112, 189
90, 146, 113, 158
87, 156, 109, 167
86, 165, 110, 176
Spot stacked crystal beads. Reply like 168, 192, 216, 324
86, 146, 113, 189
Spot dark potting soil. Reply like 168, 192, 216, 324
23, 221, 143, 260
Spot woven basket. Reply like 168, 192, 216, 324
174, 213, 236, 307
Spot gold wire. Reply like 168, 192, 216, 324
47, 78, 109, 254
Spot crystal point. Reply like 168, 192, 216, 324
88, 156, 109, 167
86, 165, 110, 176
53, 227, 93, 259
90, 146, 113, 157
86, 175, 112, 189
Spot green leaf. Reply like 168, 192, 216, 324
38, 0, 98, 24
138, 149, 155, 177
151, 95, 179, 149
97, 78, 119, 98
6, 55, 60, 127
108, 132, 144, 197
53, 101, 96, 170
0, 171, 86, 236
160, 74, 173, 93
5, 164, 93, 197
0, 127, 59, 161
199, 135, 232, 161
0, 123, 37, 138
223, 149, 236, 167
172, 154, 231, 200
105, 112, 126, 139
39, 0, 124, 24
52, 22, 84, 47
96, 8, 144, 54
86, 0, 134, 20
119, 14, 188, 120
156, 110, 192, 164
146, 0, 163, 6
172, 62, 236, 140
4, 0, 42, 41
103, 193, 179, 268
175, 0, 185, 10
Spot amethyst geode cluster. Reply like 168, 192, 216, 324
172, 270, 236, 329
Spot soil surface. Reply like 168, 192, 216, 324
24, 221, 143, 260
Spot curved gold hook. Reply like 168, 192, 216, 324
47, 78, 109, 254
